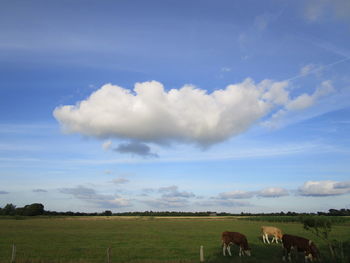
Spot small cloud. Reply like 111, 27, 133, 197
263, 80, 335, 128
334, 181, 350, 189
114, 142, 158, 158
0, 190, 9, 194
32, 189, 48, 193
158, 185, 195, 198
286, 94, 315, 111
196, 199, 251, 207
215, 187, 289, 200
300, 64, 318, 76
139, 188, 156, 196
218, 190, 255, 199
104, 170, 112, 175
142, 188, 156, 193
254, 13, 270, 31
286, 80, 334, 111
143, 197, 190, 208
221, 67, 232, 72
303, 0, 350, 22
257, 187, 289, 198
298, 180, 350, 196
304, 0, 326, 21
102, 140, 112, 151
59, 185, 131, 208
110, 178, 129, 185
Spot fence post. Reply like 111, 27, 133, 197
11, 244, 16, 263
200, 245, 204, 262
107, 246, 111, 263
340, 241, 344, 260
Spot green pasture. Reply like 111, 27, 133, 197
0, 216, 349, 263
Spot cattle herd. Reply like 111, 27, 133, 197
221, 226, 320, 262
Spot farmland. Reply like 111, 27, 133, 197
0, 216, 349, 263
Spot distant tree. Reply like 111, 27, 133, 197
2, 203, 16, 215
329, 209, 340, 216
15, 207, 25, 215
23, 203, 44, 216
102, 210, 112, 216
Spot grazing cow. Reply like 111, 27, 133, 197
221, 231, 251, 257
261, 226, 283, 244
282, 234, 319, 262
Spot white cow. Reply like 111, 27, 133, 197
261, 226, 283, 244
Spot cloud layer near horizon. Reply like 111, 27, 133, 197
53, 79, 331, 147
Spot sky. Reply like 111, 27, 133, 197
1, 0, 350, 213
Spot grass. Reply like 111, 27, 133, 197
0, 216, 349, 262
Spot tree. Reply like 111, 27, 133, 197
301, 216, 335, 259
2, 203, 16, 215
23, 203, 44, 216
102, 210, 112, 216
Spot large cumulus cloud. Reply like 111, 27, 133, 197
53, 79, 329, 147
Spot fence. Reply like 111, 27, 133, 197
3, 244, 210, 263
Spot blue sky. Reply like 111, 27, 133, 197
1, 0, 350, 213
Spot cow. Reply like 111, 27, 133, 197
282, 234, 320, 262
221, 231, 251, 257
261, 226, 283, 244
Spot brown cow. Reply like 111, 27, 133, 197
261, 226, 283, 244
222, 231, 251, 257
282, 234, 319, 262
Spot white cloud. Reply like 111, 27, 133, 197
261, 80, 289, 105
217, 187, 288, 200
221, 67, 231, 72
110, 178, 129, 185
304, 0, 328, 21
158, 185, 195, 198
139, 185, 195, 208
218, 190, 255, 199
196, 199, 251, 207
286, 93, 315, 111
254, 13, 271, 31
298, 180, 350, 196
59, 186, 131, 208
287, 80, 334, 111
108, 198, 131, 207
143, 197, 190, 208
300, 64, 317, 76
257, 187, 289, 198
54, 79, 335, 147
303, 0, 350, 22
32, 189, 48, 193
54, 79, 294, 147
102, 140, 112, 151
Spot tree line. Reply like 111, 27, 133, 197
1, 203, 350, 217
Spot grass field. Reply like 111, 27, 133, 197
0, 216, 349, 263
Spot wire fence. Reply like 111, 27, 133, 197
0, 244, 219, 263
